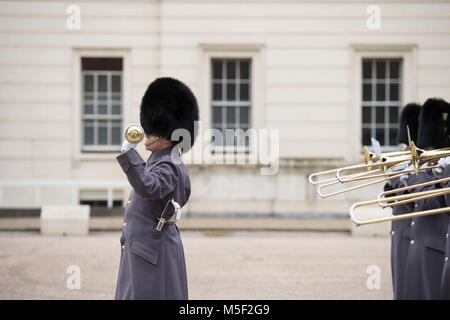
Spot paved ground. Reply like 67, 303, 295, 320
0, 231, 392, 300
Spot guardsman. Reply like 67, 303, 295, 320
443, 216, 450, 299
383, 103, 420, 300
115, 77, 199, 299
401, 98, 450, 299
432, 155, 450, 300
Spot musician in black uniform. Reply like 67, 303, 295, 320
383, 103, 420, 300
432, 155, 450, 300
401, 98, 450, 299
428, 98, 450, 300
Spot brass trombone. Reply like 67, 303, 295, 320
315, 160, 439, 198
410, 143, 450, 174
378, 176, 450, 208
317, 169, 405, 198
311, 143, 450, 198
335, 154, 412, 183
308, 147, 409, 185
350, 161, 450, 225
350, 187, 450, 226
308, 147, 376, 185
363, 147, 411, 164
335, 142, 450, 183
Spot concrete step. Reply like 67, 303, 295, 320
0, 216, 351, 233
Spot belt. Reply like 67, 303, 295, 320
155, 213, 177, 231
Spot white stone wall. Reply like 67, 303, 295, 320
0, 0, 449, 215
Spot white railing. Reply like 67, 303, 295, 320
0, 180, 130, 208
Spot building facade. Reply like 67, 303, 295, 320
0, 0, 449, 217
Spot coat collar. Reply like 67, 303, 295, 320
146, 146, 181, 164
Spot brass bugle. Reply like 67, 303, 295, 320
125, 124, 145, 144
124, 124, 160, 146
350, 187, 450, 226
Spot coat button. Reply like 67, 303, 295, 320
121, 245, 125, 250
446, 233, 449, 239
127, 200, 131, 205
411, 221, 415, 226
123, 222, 126, 226
391, 231, 395, 236
445, 256, 448, 262
414, 204, 418, 208
410, 240, 415, 245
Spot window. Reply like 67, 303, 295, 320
361, 59, 402, 147
81, 58, 123, 152
79, 189, 123, 209
211, 59, 251, 152
80, 200, 123, 207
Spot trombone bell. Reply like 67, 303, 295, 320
410, 141, 450, 174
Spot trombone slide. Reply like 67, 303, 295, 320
350, 187, 450, 226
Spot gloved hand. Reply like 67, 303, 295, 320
386, 161, 409, 187
388, 161, 409, 173
400, 164, 415, 187
121, 140, 137, 153
432, 156, 450, 178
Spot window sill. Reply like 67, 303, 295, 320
362, 146, 401, 153
77, 152, 120, 162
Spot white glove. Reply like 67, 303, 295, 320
388, 161, 409, 173
432, 156, 450, 178
171, 199, 183, 221
121, 140, 137, 153
400, 164, 415, 187
386, 161, 409, 187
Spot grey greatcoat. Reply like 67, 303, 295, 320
402, 170, 449, 300
441, 214, 450, 299
114, 146, 190, 300
384, 176, 412, 300
440, 165, 450, 300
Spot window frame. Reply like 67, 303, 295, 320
210, 58, 252, 153
350, 44, 417, 162
72, 49, 131, 161
81, 69, 123, 152
361, 58, 403, 148
197, 44, 265, 162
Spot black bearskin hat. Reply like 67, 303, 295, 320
140, 77, 199, 152
397, 103, 421, 145
417, 98, 450, 149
